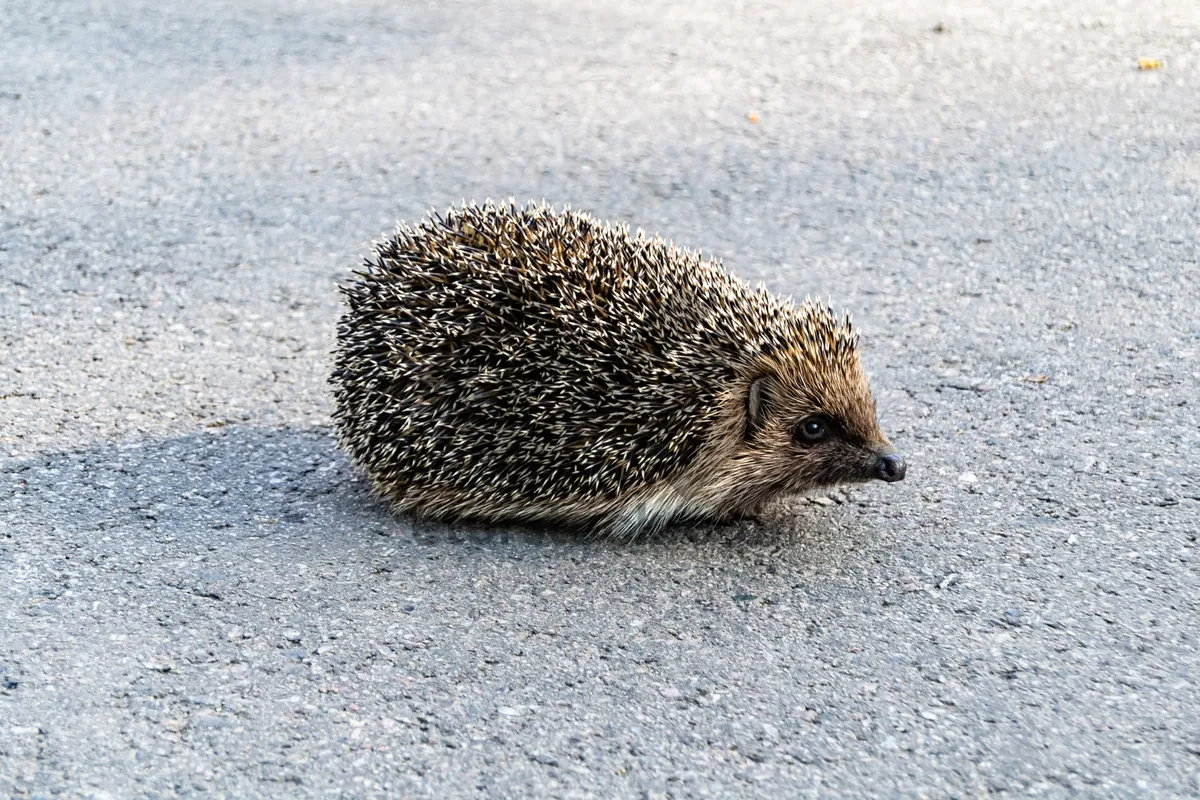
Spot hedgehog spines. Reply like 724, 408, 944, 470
331, 200, 887, 535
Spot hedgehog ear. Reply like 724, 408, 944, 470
746, 374, 776, 438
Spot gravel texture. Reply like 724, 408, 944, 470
2, 0, 1199, 796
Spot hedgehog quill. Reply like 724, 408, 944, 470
331, 200, 905, 536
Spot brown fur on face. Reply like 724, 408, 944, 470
678, 307, 899, 521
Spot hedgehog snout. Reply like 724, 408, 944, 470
874, 454, 906, 483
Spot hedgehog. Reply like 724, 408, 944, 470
330, 200, 905, 537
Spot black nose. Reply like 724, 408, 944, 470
875, 454, 906, 483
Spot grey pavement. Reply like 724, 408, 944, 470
2, 0, 1199, 796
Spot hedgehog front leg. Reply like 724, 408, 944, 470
724, 509, 764, 525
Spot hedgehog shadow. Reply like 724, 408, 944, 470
9, 426, 374, 544
398, 493, 869, 554
396, 502, 881, 579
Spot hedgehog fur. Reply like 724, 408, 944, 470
331, 200, 905, 536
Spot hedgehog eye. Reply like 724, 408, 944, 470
794, 416, 832, 446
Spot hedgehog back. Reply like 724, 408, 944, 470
332, 203, 796, 517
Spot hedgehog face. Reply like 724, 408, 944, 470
743, 350, 905, 498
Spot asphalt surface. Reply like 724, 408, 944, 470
2, 0, 1199, 796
